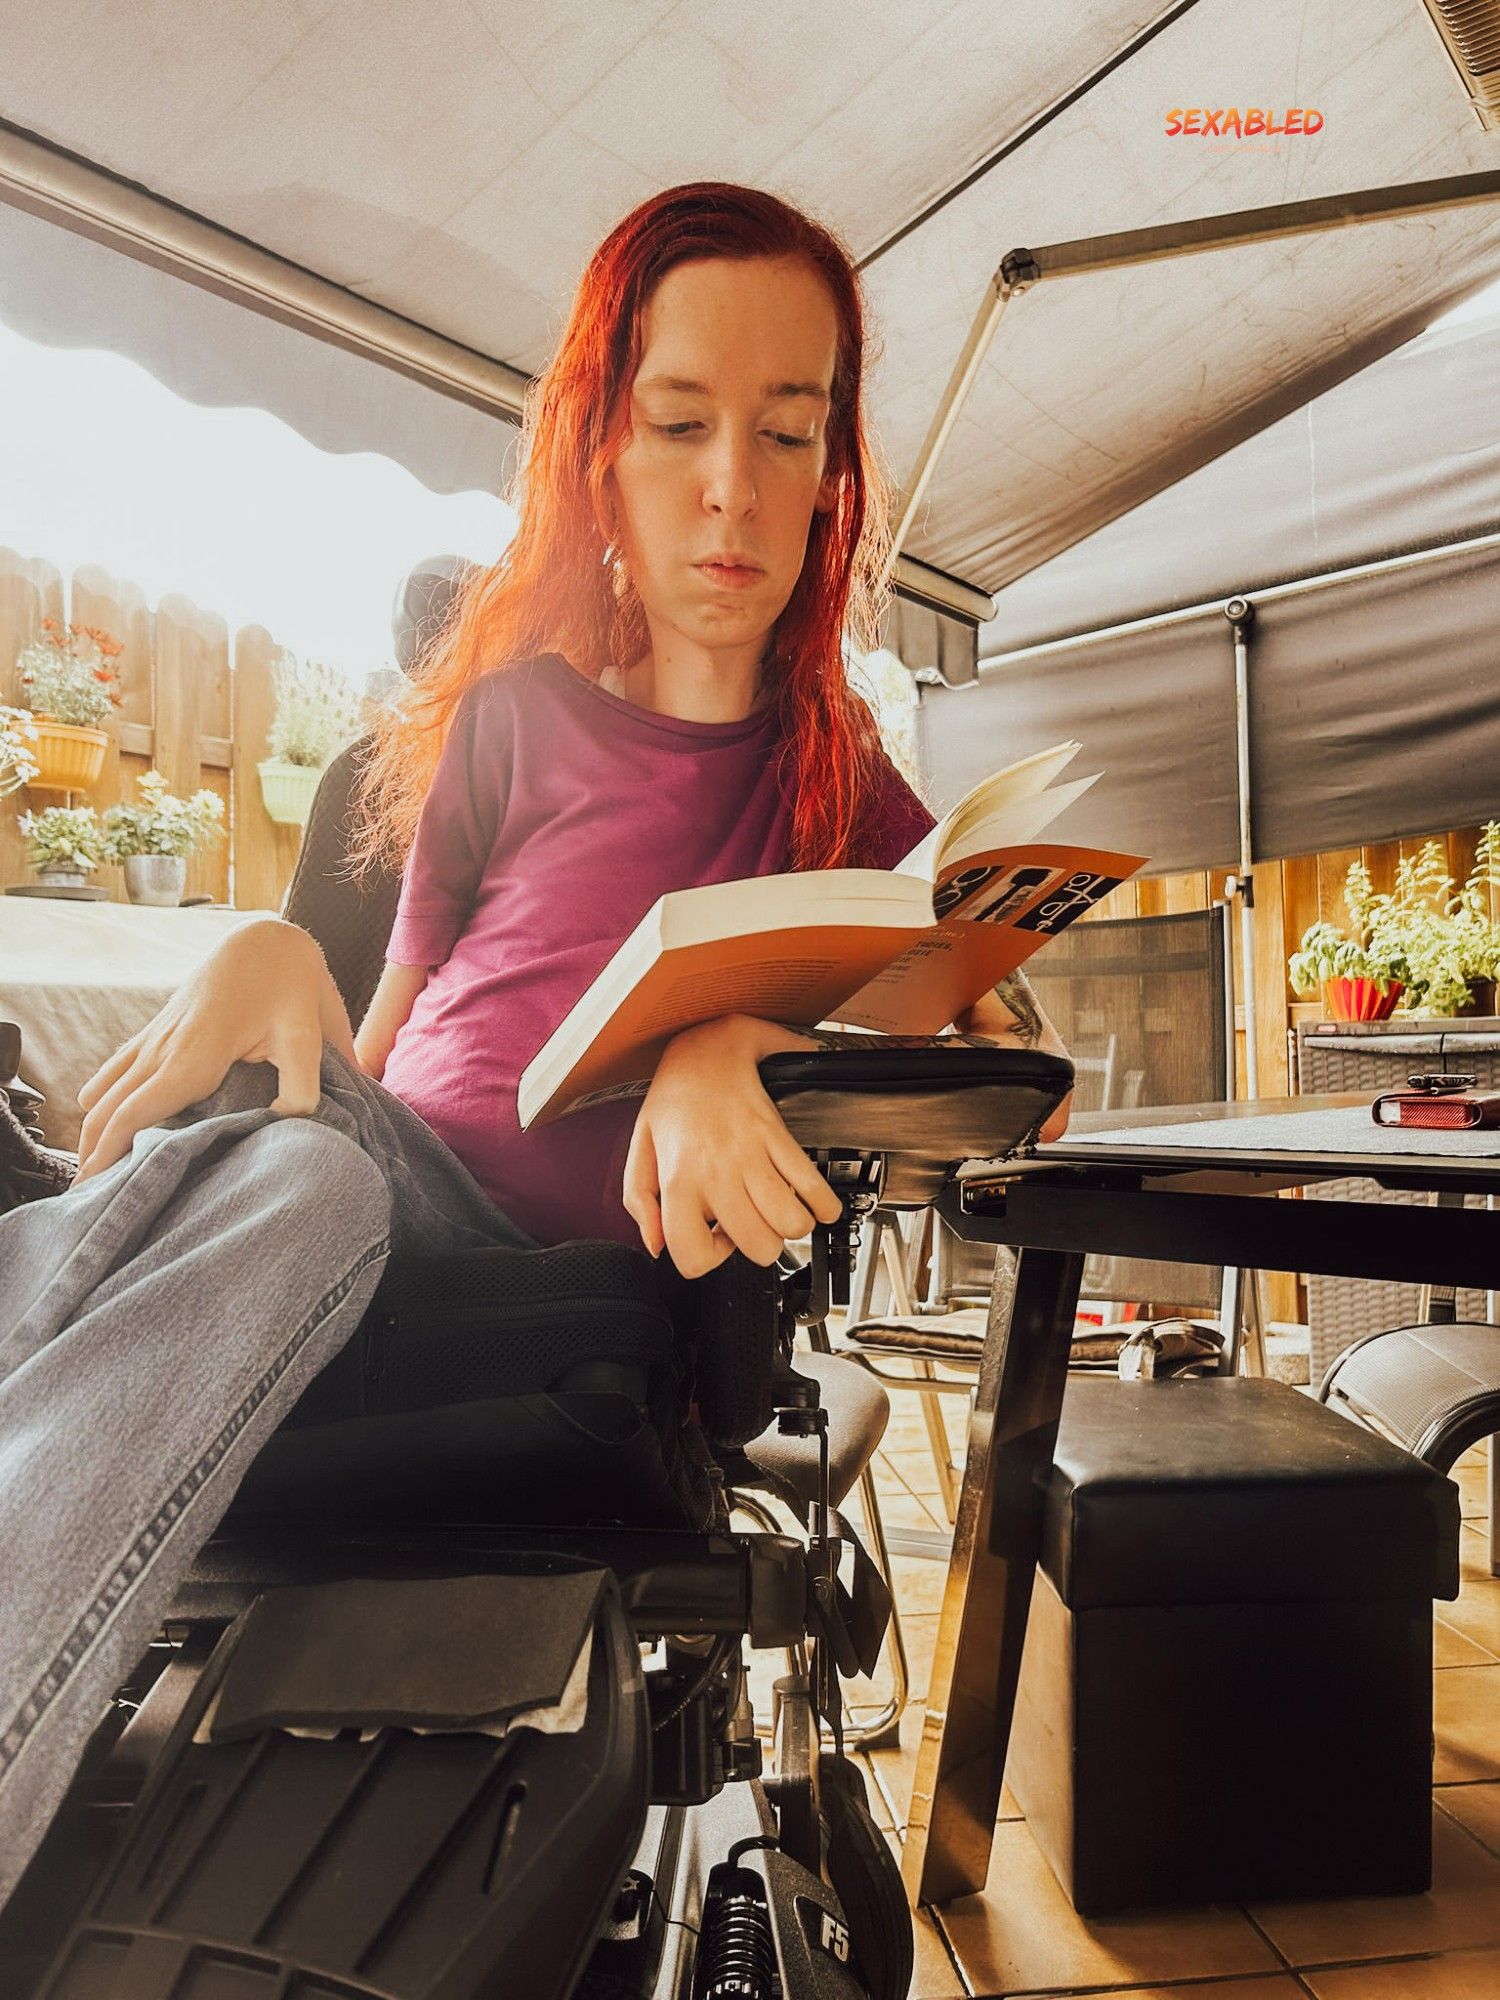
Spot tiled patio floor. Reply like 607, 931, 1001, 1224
839, 1387, 1500, 1999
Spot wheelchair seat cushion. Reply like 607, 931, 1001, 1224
285, 1239, 679, 1427
231, 1239, 723, 1532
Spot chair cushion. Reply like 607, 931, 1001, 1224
727, 1352, 889, 1512
1041, 1377, 1460, 1611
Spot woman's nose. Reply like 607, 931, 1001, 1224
701, 429, 758, 514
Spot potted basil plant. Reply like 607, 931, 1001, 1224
1288, 920, 1407, 1022
101, 769, 226, 906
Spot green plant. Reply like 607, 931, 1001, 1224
17, 618, 124, 729
1288, 831, 1500, 1016
1288, 919, 1406, 997
101, 769, 225, 861
0, 704, 39, 798
266, 653, 363, 768
17, 803, 105, 873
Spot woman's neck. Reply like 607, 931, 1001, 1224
600, 648, 770, 722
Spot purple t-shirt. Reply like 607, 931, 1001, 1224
380, 653, 935, 1246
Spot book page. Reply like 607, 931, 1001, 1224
834, 844, 1144, 1031
896, 741, 1084, 884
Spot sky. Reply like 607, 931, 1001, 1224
0, 318, 517, 687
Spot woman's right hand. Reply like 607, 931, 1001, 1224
73, 918, 356, 1184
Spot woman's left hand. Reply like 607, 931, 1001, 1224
623, 1014, 844, 1278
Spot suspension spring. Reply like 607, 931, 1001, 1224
696, 1863, 778, 1999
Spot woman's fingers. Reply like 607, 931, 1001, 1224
76, 1029, 147, 1114
267, 1025, 325, 1117
657, 1166, 732, 1279
704, 1176, 785, 1268
742, 1156, 819, 1246
622, 1119, 666, 1258
763, 1118, 844, 1225
75, 1049, 155, 1177
72, 1066, 207, 1181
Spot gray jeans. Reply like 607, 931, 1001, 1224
0, 1043, 533, 1906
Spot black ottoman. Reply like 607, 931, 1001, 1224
1006, 1377, 1461, 1914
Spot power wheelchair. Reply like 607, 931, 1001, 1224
1, 745, 1074, 1999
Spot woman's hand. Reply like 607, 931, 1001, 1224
623, 1014, 844, 1278
73, 918, 356, 1184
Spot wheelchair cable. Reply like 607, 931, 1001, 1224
727, 1834, 780, 1866
648, 1631, 738, 1731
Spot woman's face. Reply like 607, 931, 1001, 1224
607, 254, 841, 673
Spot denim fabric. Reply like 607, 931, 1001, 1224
0, 1043, 533, 1905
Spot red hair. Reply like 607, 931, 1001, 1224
351, 182, 895, 877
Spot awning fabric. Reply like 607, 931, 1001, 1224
918, 308, 1500, 873
3, 0, 1500, 593
920, 539, 1500, 874
0, 200, 519, 499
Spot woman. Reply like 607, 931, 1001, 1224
0, 182, 1069, 1900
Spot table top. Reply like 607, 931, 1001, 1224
962, 1095, 1500, 1199
0, 898, 262, 990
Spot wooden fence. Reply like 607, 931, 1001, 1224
0, 547, 308, 911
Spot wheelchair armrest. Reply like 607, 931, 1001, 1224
758, 1038, 1073, 1206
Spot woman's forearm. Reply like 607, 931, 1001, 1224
354, 961, 433, 1079
953, 970, 1068, 1057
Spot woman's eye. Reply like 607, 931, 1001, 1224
649, 422, 812, 449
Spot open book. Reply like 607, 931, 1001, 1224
518, 743, 1145, 1129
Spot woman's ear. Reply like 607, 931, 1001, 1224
814, 469, 841, 515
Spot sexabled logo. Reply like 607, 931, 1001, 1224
1166, 107, 1324, 137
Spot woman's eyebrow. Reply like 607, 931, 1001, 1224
635, 373, 829, 404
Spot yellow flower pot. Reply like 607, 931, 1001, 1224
26, 719, 109, 793
257, 757, 326, 827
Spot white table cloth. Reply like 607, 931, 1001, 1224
0, 899, 268, 1147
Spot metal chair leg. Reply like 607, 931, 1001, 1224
882, 1220, 960, 1524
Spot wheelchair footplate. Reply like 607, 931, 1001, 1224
16, 1568, 647, 2000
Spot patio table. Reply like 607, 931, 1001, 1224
0, 897, 265, 1147
901, 1094, 1500, 1906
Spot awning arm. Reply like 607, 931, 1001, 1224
0, 118, 530, 424
883, 168, 1500, 592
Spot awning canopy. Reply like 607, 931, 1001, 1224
4, 0, 1500, 610
919, 302, 1500, 872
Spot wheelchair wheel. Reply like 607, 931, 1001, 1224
820, 1755, 913, 2000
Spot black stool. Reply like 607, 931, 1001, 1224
1006, 1377, 1461, 1914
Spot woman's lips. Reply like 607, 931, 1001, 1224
697, 562, 763, 589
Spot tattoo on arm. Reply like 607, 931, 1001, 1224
992, 971, 1045, 1049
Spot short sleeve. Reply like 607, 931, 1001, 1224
385, 675, 510, 966
853, 749, 937, 870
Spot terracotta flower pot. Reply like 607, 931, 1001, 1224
1323, 977, 1403, 1023
26, 718, 109, 793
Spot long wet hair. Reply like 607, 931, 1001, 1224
350, 181, 896, 877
